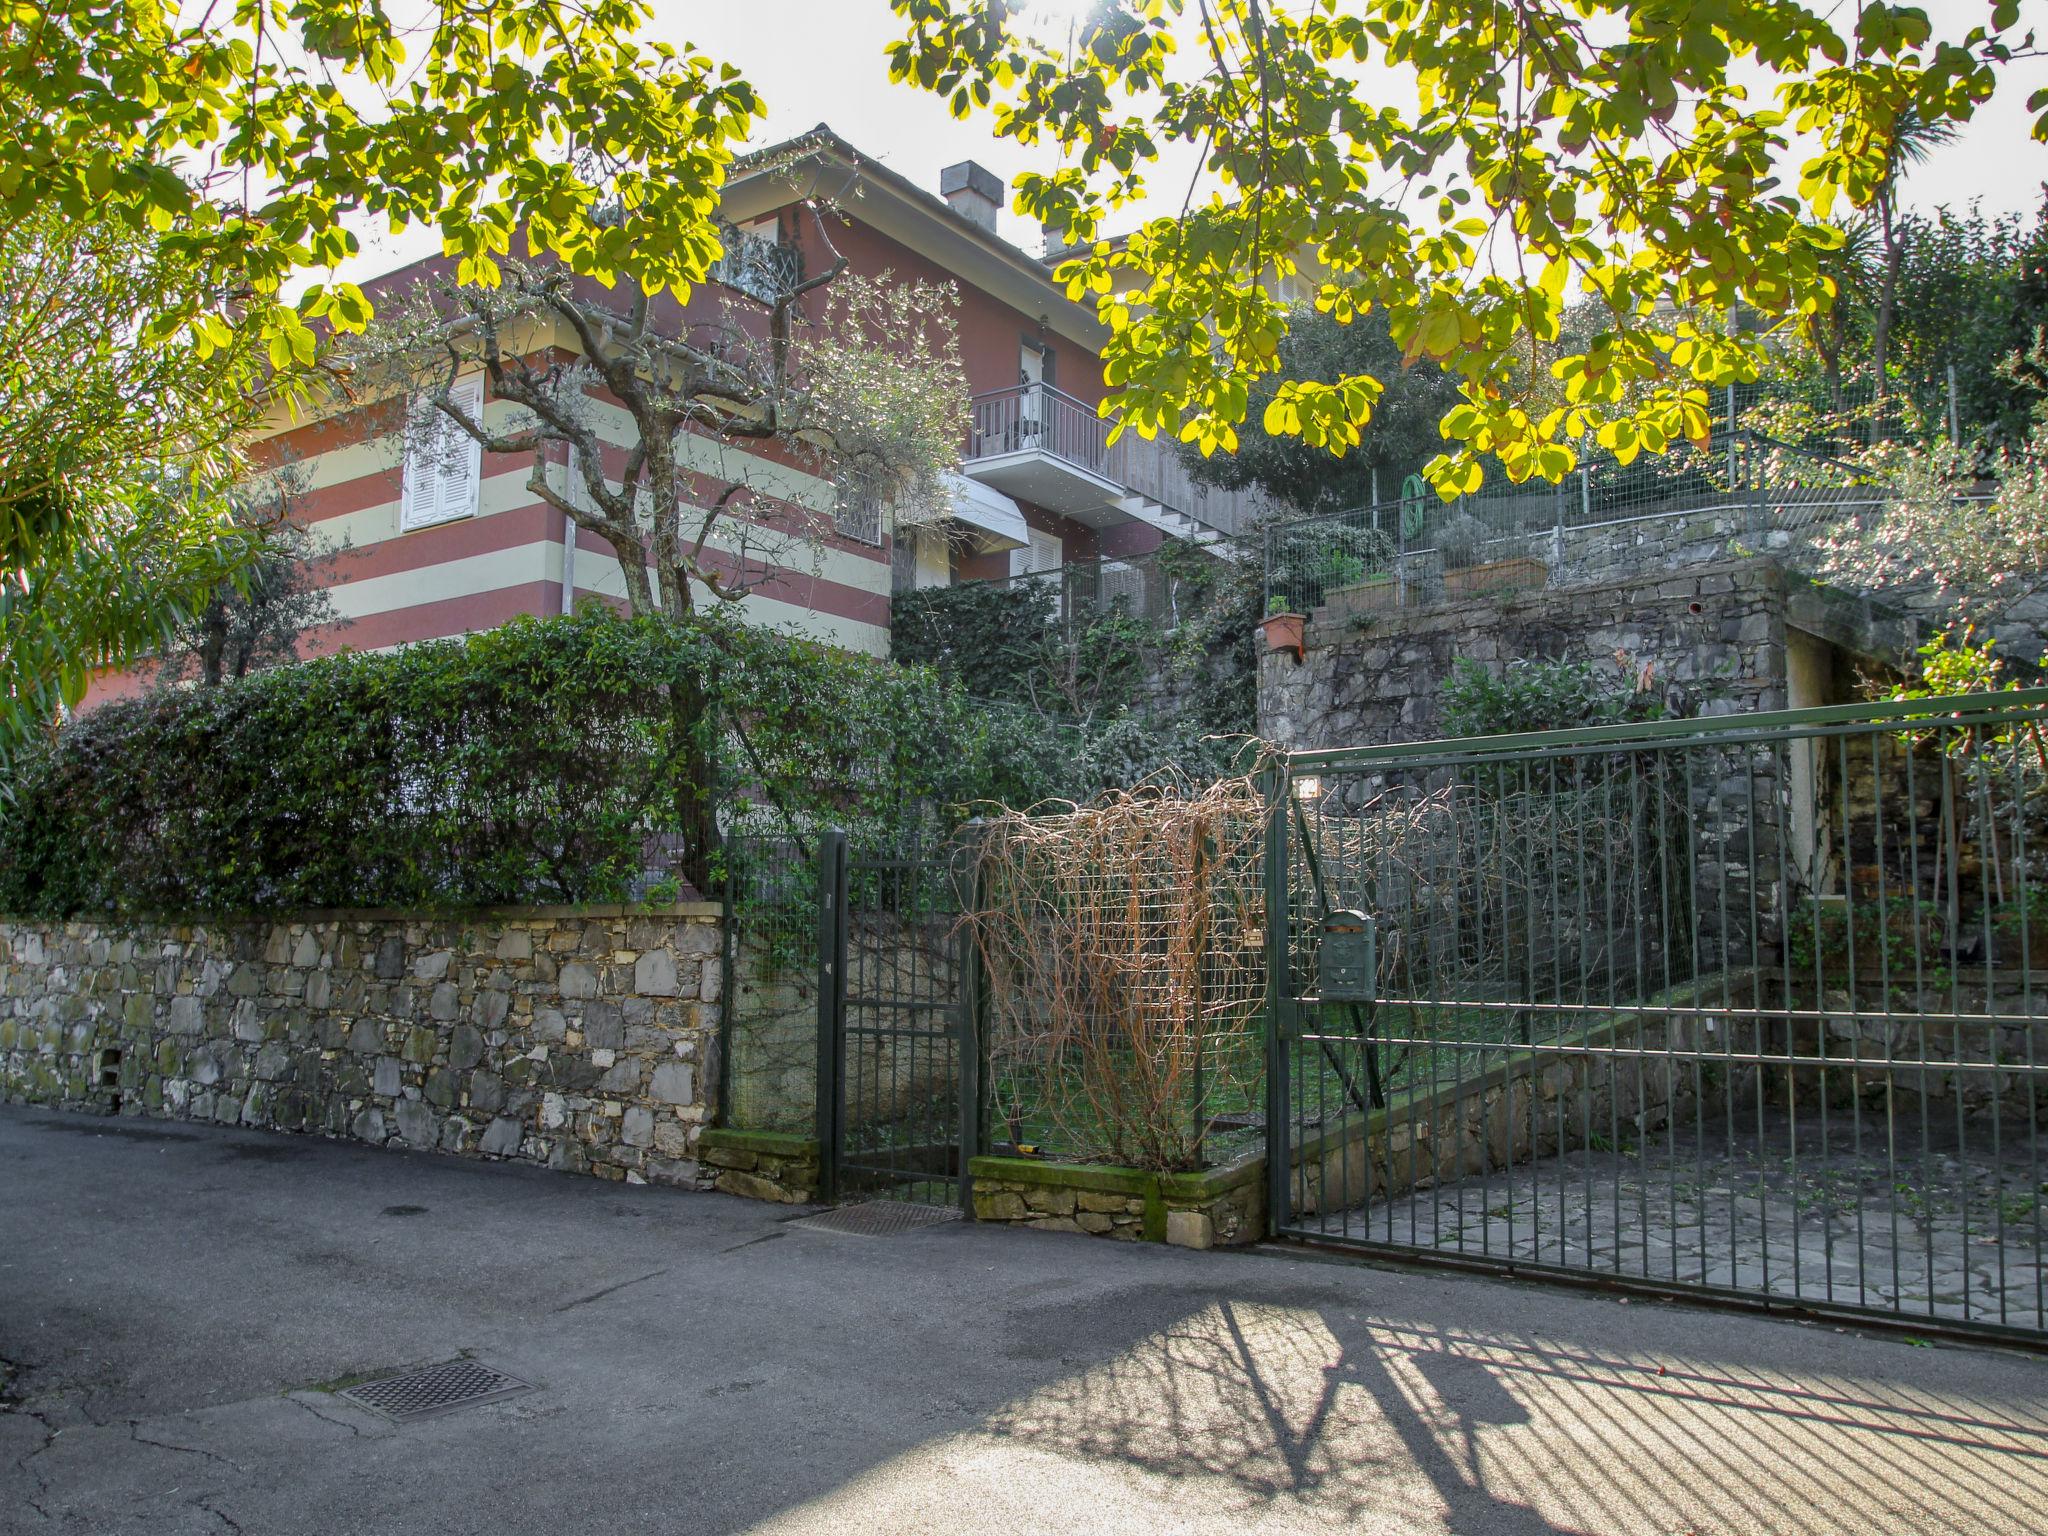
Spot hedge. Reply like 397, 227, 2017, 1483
0, 608, 1096, 917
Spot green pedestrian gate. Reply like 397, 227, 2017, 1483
814, 830, 977, 1208
1267, 688, 2048, 1344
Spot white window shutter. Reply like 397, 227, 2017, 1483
436, 377, 483, 522
400, 377, 483, 530
1010, 527, 1061, 577
399, 398, 434, 530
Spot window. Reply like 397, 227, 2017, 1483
1010, 527, 1062, 578
835, 478, 886, 547
710, 216, 803, 304
400, 377, 484, 530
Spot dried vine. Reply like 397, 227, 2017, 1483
968, 777, 1268, 1172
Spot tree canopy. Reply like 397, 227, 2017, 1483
1, 2, 767, 756
4, 3, 765, 372
0, 205, 263, 754
888, 0, 2046, 495
1183, 305, 1467, 511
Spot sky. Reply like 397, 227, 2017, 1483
340, 0, 2048, 281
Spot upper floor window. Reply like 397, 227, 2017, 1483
710, 217, 803, 305
400, 377, 484, 531
834, 477, 886, 547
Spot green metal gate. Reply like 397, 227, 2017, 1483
815, 830, 977, 1207
1268, 688, 2048, 1343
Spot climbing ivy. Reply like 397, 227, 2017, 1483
890, 544, 1261, 776
1440, 657, 1667, 739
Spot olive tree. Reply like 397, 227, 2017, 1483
346, 201, 970, 880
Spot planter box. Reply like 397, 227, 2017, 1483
1444, 556, 1546, 595
1321, 576, 1398, 620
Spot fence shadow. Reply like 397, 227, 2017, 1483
966, 1285, 2048, 1534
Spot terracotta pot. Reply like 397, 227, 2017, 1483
1259, 611, 1306, 656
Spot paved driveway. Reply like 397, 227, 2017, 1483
3, 1103, 2045, 1535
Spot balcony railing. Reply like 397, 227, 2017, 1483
962, 549, 1205, 630
964, 382, 1265, 538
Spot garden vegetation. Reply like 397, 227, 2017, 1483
0, 608, 1105, 918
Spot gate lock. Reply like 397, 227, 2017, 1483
1318, 910, 1377, 1003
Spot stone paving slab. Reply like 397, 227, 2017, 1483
1328, 1108, 2048, 1333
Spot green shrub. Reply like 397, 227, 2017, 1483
891, 551, 1258, 779
1440, 656, 1666, 739
0, 608, 1095, 917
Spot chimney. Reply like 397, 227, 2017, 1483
939, 161, 1003, 233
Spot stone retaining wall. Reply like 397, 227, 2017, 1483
1260, 558, 1793, 750
697, 1128, 820, 1203
1291, 991, 1771, 1216
969, 1153, 1266, 1248
0, 907, 722, 1187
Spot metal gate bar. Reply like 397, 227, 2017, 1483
1271, 687, 2048, 1343
815, 829, 975, 1208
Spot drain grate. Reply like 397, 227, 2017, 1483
336, 1360, 531, 1421
790, 1200, 962, 1237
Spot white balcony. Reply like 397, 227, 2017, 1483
962, 383, 1265, 544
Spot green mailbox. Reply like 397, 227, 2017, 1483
1319, 910, 1377, 1002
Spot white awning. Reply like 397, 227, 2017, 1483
941, 471, 1030, 551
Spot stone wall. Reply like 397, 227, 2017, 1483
1261, 557, 1796, 749
969, 1152, 1266, 1248
697, 1128, 820, 1203
1292, 989, 1772, 1216
0, 906, 722, 1187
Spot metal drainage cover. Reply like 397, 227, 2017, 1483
791, 1200, 962, 1237
336, 1360, 531, 1421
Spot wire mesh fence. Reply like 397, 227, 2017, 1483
1260, 429, 1897, 617
718, 835, 820, 1133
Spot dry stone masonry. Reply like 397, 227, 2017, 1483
0, 906, 722, 1187
968, 1154, 1266, 1248
1262, 557, 1796, 749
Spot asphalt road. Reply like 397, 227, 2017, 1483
3, 1103, 2046, 1535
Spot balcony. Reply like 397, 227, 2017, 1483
962, 383, 1266, 545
